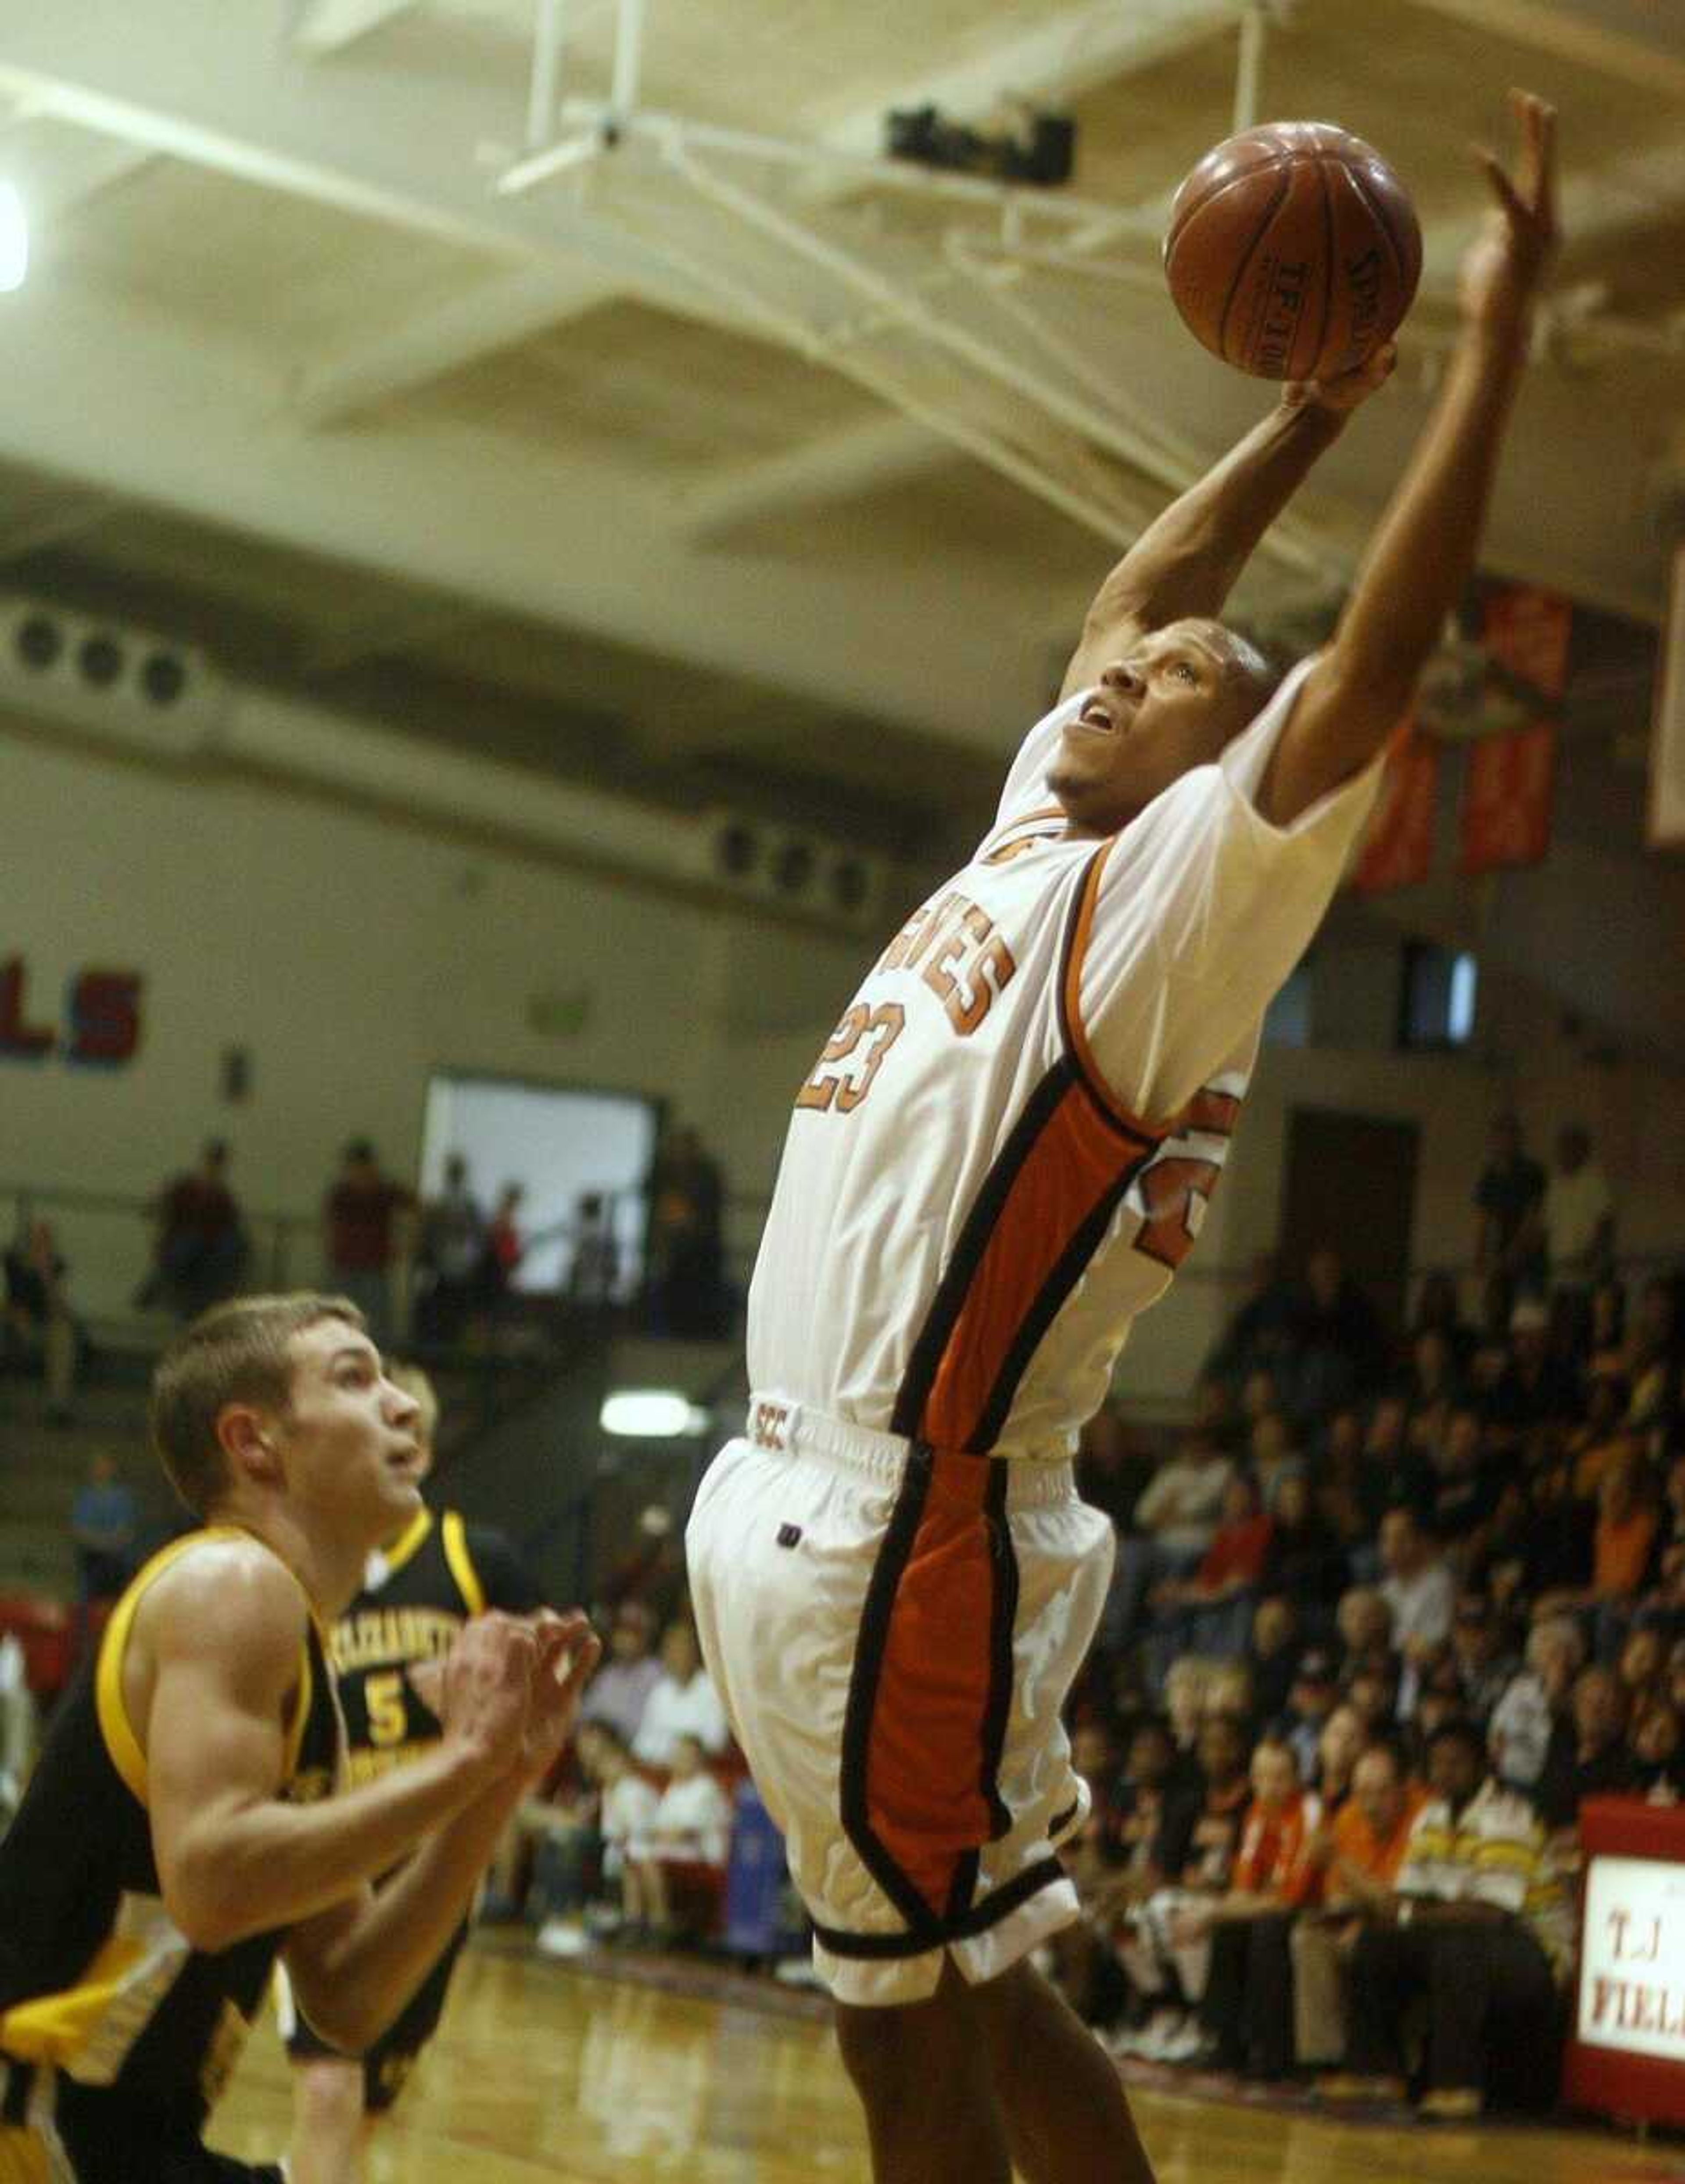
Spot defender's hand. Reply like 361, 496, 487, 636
1282, 341, 1398, 417
1461, 90, 1558, 334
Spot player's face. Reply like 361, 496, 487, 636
1049, 620, 1266, 836
276, 1323, 426, 1546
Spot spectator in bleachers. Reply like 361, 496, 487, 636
1484, 1298, 1581, 1444
1409, 1269, 1477, 1370
644, 1122, 728, 1339
1631, 1700, 1684, 1799
1307, 1700, 1366, 1816
1246, 1411, 1305, 1511
1327, 1717, 1572, 2119
139, 1139, 247, 1318
1534, 1449, 1659, 1654
539, 1721, 661, 1949
1473, 1113, 1547, 1337
1535, 1663, 1637, 1827
1420, 1408, 1503, 1572
1145, 1472, 1271, 1685
1291, 1247, 1389, 1420
1292, 1740, 1427, 2071
1203, 1253, 1301, 1391
1489, 1614, 1585, 1796
1624, 1275, 1685, 1453
414, 1153, 483, 1345
1274, 1649, 1337, 1781
1542, 1124, 1615, 1355
1401, 1325, 1464, 1423
0, 1631, 32, 1830
1075, 1401, 1154, 1538
1334, 1585, 1395, 1663
322, 1139, 412, 1347
1615, 1618, 1668, 1716
1447, 1595, 1520, 1726
3, 1218, 78, 1424
524, 1720, 609, 1955
598, 1505, 689, 1630
1378, 1509, 1454, 1688
1245, 1598, 1302, 1722
632, 1618, 730, 1767
623, 1732, 733, 1947
1354, 1398, 1429, 1551
581, 1602, 664, 1749
479, 1182, 526, 1332
69, 1453, 137, 1614
1108, 1431, 1234, 1651
1259, 1473, 1347, 1629
566, 1192, 620, 1311
1190, 1738, 1323, 2078
1054, 1716, 1191, 2032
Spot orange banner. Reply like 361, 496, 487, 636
1459, 720, 1558, 874
1353, 719, 1438, 894
1483, 583, 1573, 701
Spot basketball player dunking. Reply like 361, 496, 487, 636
687, 95, 1556, 2184
280, 1363, 543, 2184
0, 1296, 596, 2184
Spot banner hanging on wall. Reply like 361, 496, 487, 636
1482, 581, 1574, 702
1352, 718, 1438, 894
1459, 719, 1559, 875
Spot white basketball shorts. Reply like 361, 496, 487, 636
687, 1396, 1113, 2006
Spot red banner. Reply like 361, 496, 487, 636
1459, 719, 1558, 874
1353, 719, 1438, 894
1483, 583, 1572, 701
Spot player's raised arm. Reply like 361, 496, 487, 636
1060, 347, 1395, 700
1261, 92, 1558, 824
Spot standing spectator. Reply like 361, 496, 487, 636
480, 1183, 526, 1333
1542, 1125, 1614, 1349
1328, 1718, 1573, 2118
1473, 1113, 1547, 1336
69, 1453, 137, 1606
645, 1123, 727, 1338
1107, 1433, 1234, 1650
1291, 1247, 1388, 1420
567, 1193, 620, 1311
415, 1154, 483, 1345
322, 1139, 412, 1347
3, 1218, 78, 1423
140, 1140, 247, 1317
1292, 1742, 1427, 2069
581, 1603, 664, 1750
632, 1619, 730, 1767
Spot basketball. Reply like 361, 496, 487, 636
1163, 122, 1422, 380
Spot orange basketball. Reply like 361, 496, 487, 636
1163, 122, 1422, 380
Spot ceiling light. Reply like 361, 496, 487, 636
0, 185, 28, 294
600, 1389, 709, 1438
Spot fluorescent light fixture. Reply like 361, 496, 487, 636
600, 1389, 709, 1438
1448, 952, 1478, 1044
0, 185, 27, 294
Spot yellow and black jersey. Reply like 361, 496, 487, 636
329, 1508, 539, 1789
0, 1529, 340, 2141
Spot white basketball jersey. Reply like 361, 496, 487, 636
748, 659, 1380, 1461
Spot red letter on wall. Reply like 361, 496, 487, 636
66, 970, 143, 1067
0, 957, 55, 1060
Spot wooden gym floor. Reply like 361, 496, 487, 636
213, 1941, 1678, 2183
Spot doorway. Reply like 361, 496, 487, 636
1279, 1107, 1420, 1335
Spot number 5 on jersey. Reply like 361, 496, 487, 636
796, 1003, 906, 1115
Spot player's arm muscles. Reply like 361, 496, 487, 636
1059, 375, 1376, 701
146, 1552, 496, 1955
1260, 93, 1556, 825
281, 1774, 521, 2054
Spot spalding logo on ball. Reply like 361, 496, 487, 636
1164, 122, 1422, 380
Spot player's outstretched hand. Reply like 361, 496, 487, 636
1462, 89, 1558, 334
518, 1609, 603, 1783
1282, 340, 1398, 417
432, 1612, 538, 1785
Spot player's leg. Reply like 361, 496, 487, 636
972, 1957, 1156, 2184
287, 2054, 368, 2184
834, 1960, 1013, 2184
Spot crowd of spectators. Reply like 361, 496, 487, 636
1054, 1124, 1679, 2117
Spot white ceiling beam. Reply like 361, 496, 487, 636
0, 489, 120, 564
289, 0, 420, 58
1407, 0, 1685, 101
677, 416, 944, 541
289, 263, 619, 424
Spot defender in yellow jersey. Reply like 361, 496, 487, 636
0, 1296, 596, 2184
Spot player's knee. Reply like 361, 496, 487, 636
835, 1983, 973, 2120
295, 2056, 367, 2147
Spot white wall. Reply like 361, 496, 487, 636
0, 717, 865, 1317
